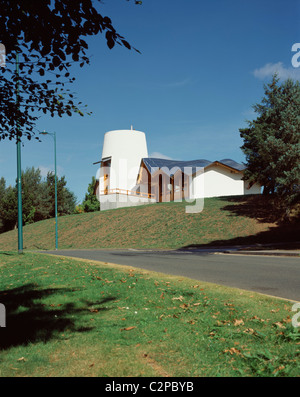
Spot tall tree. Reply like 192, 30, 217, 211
240, 75, 300, 219
0, 177, 5, 201
0, 167, 77, 232
0, 186, 18, 231
21, 167, 43, 224
45, 172, 77, 217
0, 0, 141, 142
0, 177, 7, 232
82, 176, 99, 212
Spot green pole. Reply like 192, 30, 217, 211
54, 132, 58, 250
16, 50, 23, 254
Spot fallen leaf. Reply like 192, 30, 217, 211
244, 328, 255, 335
273, 365, 285, 374
234, 319, 244, 327
274, 322, 286, 329
224, 347, 241, 356
121, 326, 136, 331
172, 296, 184, 301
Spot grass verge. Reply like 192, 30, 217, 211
0, 251, 299, 377
1, 196, 299, 251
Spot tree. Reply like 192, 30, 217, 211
82, 176, 100, 212
0, 177, 7, 232
0, 167, 77, 232
21, 167, 43, 224
0, 186, 18, 231
240, 75, 300, 219
45, 172, 77, 217
0, 0, 141, 142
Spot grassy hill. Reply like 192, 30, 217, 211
0, 195, 299, 251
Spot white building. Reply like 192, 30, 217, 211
94, 128, 261, 211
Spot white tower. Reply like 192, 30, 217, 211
99, 129, 151, 210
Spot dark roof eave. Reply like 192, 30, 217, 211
141, 157, 246, 175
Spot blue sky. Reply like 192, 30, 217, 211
1, 0, 299, 203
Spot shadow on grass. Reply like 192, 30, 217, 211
0, 283, 115, 350
217, 195, 288, 223
180, 195, 300, 251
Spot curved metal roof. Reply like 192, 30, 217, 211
217, 158, 246, 171
142, 157, 245, 176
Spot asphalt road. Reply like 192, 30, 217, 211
43, 248, 300, 302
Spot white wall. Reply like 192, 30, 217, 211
100, 193, 156, 211
101, 129, 148, 191
191, 165, 259, 198
243, 182, 262, 195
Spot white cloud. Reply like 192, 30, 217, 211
253, 62, 300, 80
39, 165, 63, 178
149, 152, 174, 160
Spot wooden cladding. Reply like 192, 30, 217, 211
99, 188, 154, 199
136, 165, 190, 203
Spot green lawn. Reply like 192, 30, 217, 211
0, 252, 299, 377
1, 196, 298, 251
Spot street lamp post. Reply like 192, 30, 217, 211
40, 131, 58, 250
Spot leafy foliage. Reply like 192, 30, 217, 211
0, 185, 18, 232
45, 172, 77, 218
240, 75, 300, 220
0, 167, 76, 232
80, 176, 100, 212
0, 0, 140, 141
